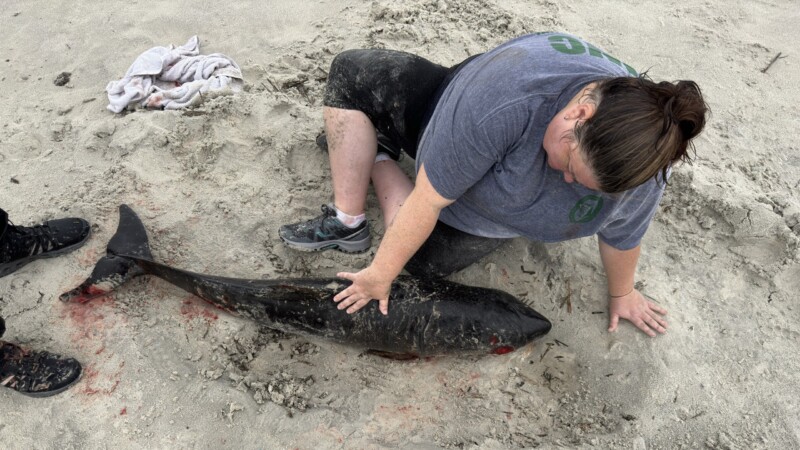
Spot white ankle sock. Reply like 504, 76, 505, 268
334, 206, 365, 228
374, 153, 393, 163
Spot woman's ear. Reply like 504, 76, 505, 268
573, 102, 596, 121
564, 102, 596, 122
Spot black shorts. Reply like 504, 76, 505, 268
324, 49, 448, 159
324, 49, 509, 278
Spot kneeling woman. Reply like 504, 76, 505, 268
279, 32, 708, 337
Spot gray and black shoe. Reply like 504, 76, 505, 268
0, 340, 82, 397
279, 204, 370, 253
0, 210, 91, 278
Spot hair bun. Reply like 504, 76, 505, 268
670, 81, 706, 141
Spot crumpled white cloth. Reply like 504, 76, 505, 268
106, 36, 243, 113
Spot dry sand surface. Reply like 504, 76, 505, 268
1, 0, 799, 448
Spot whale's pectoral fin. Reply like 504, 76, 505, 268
60, 205, 152, 303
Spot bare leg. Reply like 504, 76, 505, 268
371, 159, 414, 228
325, 107, 378, 216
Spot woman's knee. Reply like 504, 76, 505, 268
329, 49, 358, 75
324, 50, 378, 111
328, 49, 380, 82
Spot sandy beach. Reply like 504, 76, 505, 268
1, 0, 798, 448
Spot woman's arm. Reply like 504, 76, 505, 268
334, 164, 454, 314
598, 240, 668, 337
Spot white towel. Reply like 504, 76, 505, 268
106, 36, 243, 113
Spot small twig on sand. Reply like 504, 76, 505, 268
761, 52, 787, 73
560, 280, 572, 313
539, 343, 553, 362
265, 77, 280, 92
566, 281, 572, 313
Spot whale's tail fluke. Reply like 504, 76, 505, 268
60, 205, 151, 303
107, 204, 153, 260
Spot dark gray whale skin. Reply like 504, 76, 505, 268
60, 205, 551, 356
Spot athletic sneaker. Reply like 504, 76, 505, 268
315, 131, 403, 161
279, 204, 371, 253
0, 212, 91, 278
0, 340, 82, 397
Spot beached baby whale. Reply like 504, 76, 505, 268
61, 205, 551, 356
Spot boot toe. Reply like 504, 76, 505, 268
45, 217, 91, 248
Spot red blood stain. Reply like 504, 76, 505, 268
491, 346, 515, 355
60, 295, 115, 343
202, 297, 237, 315
59, 294, 128, 400
120, 407, 127, 416
180, 297, 219, 323
59, 289, 128, 357
67, 285, 110, 304
78, 363, 123, 396
85, 285, 109, 297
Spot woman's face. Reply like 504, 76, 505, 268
542, 103, 601, 191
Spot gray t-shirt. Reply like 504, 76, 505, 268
416, 32, 661, 250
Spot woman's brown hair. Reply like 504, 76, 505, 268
574, 75, 709, 193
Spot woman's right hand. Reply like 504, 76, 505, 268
332, 164, 452, 316
333, 266, 394, 315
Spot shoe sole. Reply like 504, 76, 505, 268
18, 370, 82, 398
0, 223, 91, 278
280, 235, 371, 254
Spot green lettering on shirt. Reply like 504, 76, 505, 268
569, 195, 604, 223
587, 45, 604, 57
549, 35, 639, 76
548, 35, 586, 55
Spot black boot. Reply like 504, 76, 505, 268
0, 208, 91, 278
0, 338, 82, 397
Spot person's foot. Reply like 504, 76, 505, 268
279, 204, 371, 253
0, 341, 82, 397
0, 216, 91, 278
315, 131, 403, 161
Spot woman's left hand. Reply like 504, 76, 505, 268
608, 289, 668, 337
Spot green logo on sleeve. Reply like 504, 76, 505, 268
548, 35, 638, 76
569, 195, 604, 223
